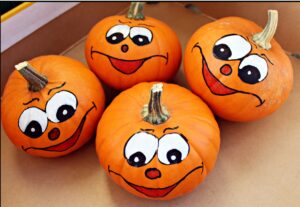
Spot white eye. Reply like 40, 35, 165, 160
46, 91, 77, 123
106, 24, 130, 44
214, 35, 251, 60
238, 54, 268, 84
19, 107, 48, 138
129, 27, 152, 46
158, 133, 189, 165
124, 132, 158, 167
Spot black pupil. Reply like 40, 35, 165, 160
167, 149, 182, 164
106, 33, 124, 44
56, 105, 75, 122
128, 152, 146, 167
238, 65, 261, 84
131, 35, 150, 46
24, 120, 43, 138
213, 44, 232, 60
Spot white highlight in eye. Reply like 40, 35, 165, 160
19, 107, 48, 132
215, 35, 251, 60
124, 132, 158, 164
130, 27, 152, 42
158, 133, 189, 165
106, 24, 130, 38
239, 54, 268, 81
46, 91, 77, 123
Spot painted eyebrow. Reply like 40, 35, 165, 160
140, 128, 155, 132
246, 36, 258, 49
261, 53, 274, 65
118, 19, 131, 24
163, 126, 179, 133
23, 98, 39, 105
137, 23, 154, 27
48, 82, 66, 95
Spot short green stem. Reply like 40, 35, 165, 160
142, 83, 170, 125
15, 61, 48, 92
127, 2, 145, 20
252, 10, 278, 50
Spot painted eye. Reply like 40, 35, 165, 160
124, 132, 158, 167
158, 133, 189, 165
129, 27, 152, 46
238, 54, 268, 84
19, 107, 48, 138
213, 35, 251, 60
46, 91, 77, 123
106, 24, 130, 44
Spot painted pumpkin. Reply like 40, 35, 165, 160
85, 2, 181, 90
184, 10, 293, 121
1, 55, 105, 158
96, 82, 220, 200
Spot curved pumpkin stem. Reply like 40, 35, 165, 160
15, 61, 48, 92
127, 2, 145, 20
142, 83, 170, 125
252, 10, 278, 50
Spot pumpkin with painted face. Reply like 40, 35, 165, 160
184, 10, 293, 121
1, 55, 105, 158
96, 82, 220, 200
85, 2, 181, 90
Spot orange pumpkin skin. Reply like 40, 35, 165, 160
85, 15, 181, 90
184, 17, 293, 121
96, 82, 220, 200
1, 55, 105, 158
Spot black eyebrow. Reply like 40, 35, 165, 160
261, 53, 274, 65
140, 128, 155, 132
163, 126, 179, 133
246, 36, 258, 49
119, 19, 131, 24
23, 98, 39, 105
138, 23, 154, 27
48, 82, 66, 95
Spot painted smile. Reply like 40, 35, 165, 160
90, 46, 168, 75
192, 44, 265, 107
22, 102, 96, 152
108, 163, 203, 198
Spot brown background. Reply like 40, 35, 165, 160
1, 2, 300, 207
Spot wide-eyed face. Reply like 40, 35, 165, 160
100, 124, 206, 200
2, 56, 105, 157
184, 17, 293, 121
85, 15, 181, 90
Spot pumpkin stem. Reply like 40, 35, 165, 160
15, 61, 48, 92
142, 83, 170, 125
127, 2, 145, 20
252, 10, 278, 50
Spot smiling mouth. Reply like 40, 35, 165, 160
192, 44, 265, 107
108, 163, 203, 198
90, 46, 168, 75
22, 102, 96, 152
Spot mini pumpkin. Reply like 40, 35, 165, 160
85, 2, 181, 90
184, 10, 293, 121
1, 55, 105, 158
96, 82, 220, 200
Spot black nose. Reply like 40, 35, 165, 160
121, 44, 129, 53
48, 127, 60, 141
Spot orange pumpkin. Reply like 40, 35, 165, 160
96, 82, 220, 200
85, 2, 181, 90
1, 55, 105, 158
184, 10, 293, 121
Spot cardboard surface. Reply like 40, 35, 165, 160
1, 3, 300, 207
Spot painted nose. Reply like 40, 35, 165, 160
48, 127, 60, 141
145, 168, 161, 180
121, 44, 129, 53
220, 64, 232, 76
